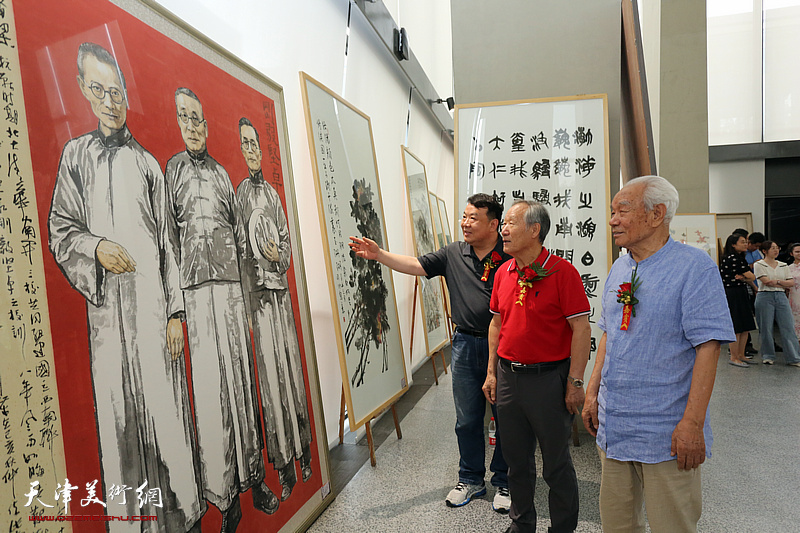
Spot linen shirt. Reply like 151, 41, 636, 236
418, 237, 510, 331
490, 248, 590, 364
597, 238, 735, 463
753, 259, 792, 292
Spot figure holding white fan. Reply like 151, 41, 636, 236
236, 117, 313, 502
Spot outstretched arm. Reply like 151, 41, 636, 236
348, 236, 426, 276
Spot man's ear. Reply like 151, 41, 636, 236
489, 217, 500, 232
650, 203, 667, 226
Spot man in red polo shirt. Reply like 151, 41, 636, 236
483, 200, 591, 533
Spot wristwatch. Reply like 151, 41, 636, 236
567, 376, 584, 388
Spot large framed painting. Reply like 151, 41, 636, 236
401, 148, 449, 355
1, 0, 332, 530
670, 213, 719, 264
455, 95, 612, 361
299, 72, 409, 431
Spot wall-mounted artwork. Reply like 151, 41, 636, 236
401, 148, 449, 355
429, 192, 447, 251
456, 95, 612, 361
436, 195, 454, 246
670, 213, 719, 265
299, 72, 408, 431
1, 0, 332, 530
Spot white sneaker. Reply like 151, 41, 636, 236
445, 482, 486, 507
492, 487, 511, 513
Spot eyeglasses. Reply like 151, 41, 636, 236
84, 80, 125, 104
177, 111, 205, 128
241, 139, 260, 151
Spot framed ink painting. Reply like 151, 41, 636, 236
299, 72, 409, 431
401, 148, 449, 356
1, 0, 332, 530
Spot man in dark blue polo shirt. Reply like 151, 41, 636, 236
349, 193, 512, 512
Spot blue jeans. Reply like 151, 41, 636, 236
451, 331, 508, 488
755, 291, 800, 363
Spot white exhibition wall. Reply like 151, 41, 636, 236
709, 160, 765, 233
154, 0, 455, 447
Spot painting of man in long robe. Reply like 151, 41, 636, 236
235, 118, 313, 501
165, 89, 279, 530
47, 42, 204, 532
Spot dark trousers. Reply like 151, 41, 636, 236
451, 331, 509, 488
496, 358, 578, 533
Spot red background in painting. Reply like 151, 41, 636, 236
14, 1, 321, 530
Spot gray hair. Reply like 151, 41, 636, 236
512, 200, 550, 244
174, 86, 201, 109
623, 175, 679, 224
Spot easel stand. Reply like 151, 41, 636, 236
410, 277, 448, 385
339, 387, 402, 467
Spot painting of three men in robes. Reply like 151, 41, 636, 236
38, 29, 318, 533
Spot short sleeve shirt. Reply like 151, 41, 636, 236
754, 259, 792, 291
719, 253, 750, 288
418, 237, 510, 331
597, 238, 735, 463
489, 248, 590, 364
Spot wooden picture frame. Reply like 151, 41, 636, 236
716, 212, 754, 243
300, 72, 409, 431
4, 0, 333, 530
401, 147, 449, 355
436, 195, 454, 245
455, 95, 612, 362
429, 191, 447, 251
670, 213, 720, 265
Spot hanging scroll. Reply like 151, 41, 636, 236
455, 95, 612, 358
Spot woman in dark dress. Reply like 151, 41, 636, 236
720, 234, 757, 367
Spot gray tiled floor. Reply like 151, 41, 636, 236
310, 345, 800, 532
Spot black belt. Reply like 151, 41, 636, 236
455, 326, 488, 338
499, 357, 569, 374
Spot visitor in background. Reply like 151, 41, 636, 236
753, 241, 800, 366
786, 242, 800, 345
719, 234, 756, 368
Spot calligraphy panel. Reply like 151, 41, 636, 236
300, 73, 408, 431
455, 95, 612, 360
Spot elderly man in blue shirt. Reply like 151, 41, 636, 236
582, 175, 735, 533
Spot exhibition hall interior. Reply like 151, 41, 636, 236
1, 0, 799, 532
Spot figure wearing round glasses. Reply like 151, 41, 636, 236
48, 43, 204, 531
165, 88, 279, 529
235, 118, 313, 502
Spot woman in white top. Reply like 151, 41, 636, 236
754, 240, 800, 365
787, 243, 800, 340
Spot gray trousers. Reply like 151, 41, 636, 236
496, 358, 578, 533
